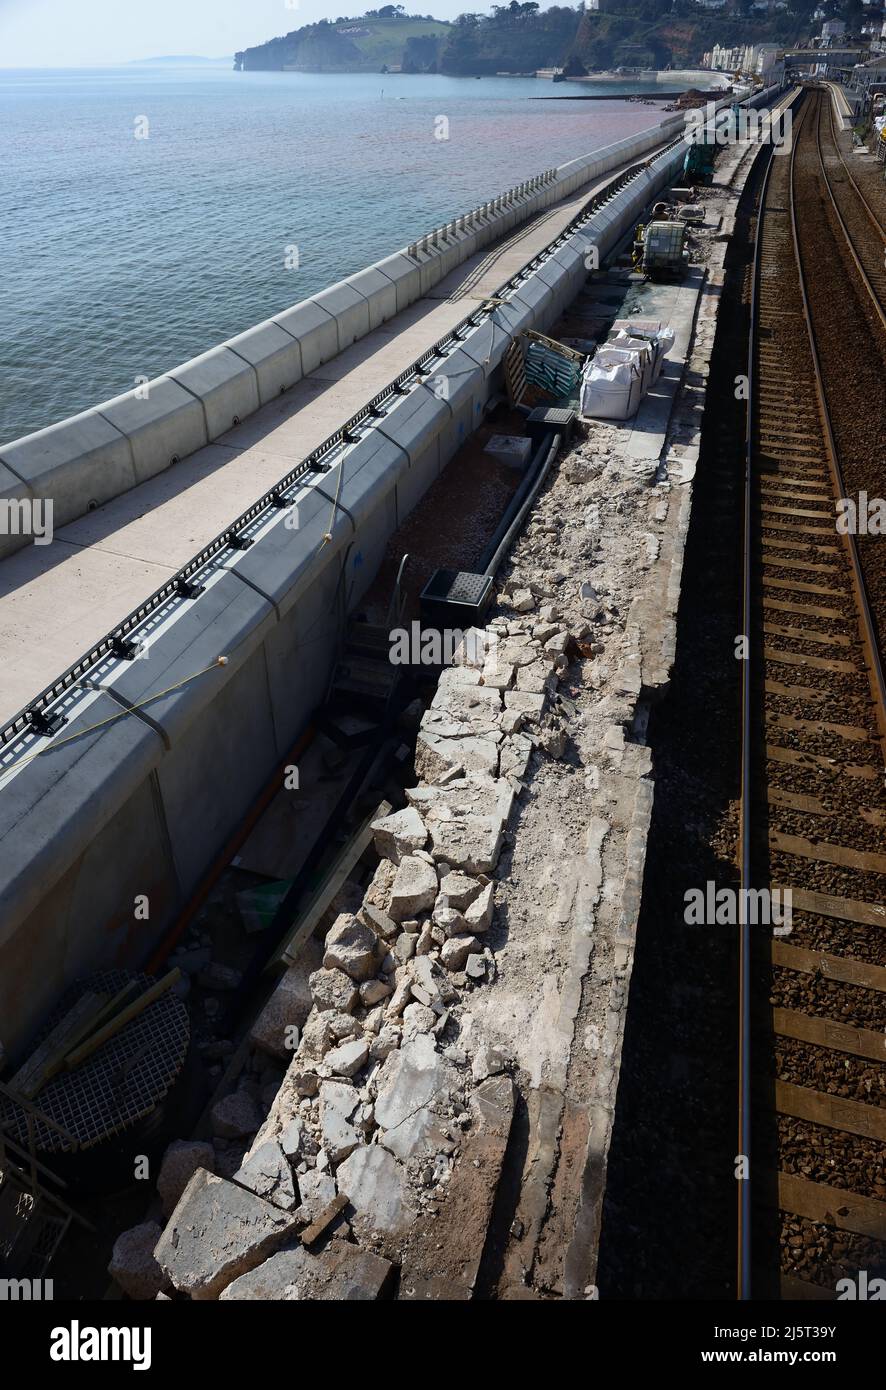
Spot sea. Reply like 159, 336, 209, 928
0, 65, 669, 443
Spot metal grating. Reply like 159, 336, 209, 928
443, 572, 491, 605
0, 970, 189, 1153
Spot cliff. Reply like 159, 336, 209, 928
234, 3, 810, 78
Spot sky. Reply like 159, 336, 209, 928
0, 0, 546, 67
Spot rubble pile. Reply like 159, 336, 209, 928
120, 618, 586, 1300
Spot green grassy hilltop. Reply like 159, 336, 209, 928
235, 13, 453, 74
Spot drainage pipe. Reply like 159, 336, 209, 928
480, 430, 562, 580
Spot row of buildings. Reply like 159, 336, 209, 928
701, 42, 784, 79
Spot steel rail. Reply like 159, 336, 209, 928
738, 121, 785, 1304
816, 91, 886, 336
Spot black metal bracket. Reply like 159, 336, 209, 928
175, 577, 205, 600
226, 531, 254, 551
26, 706, 67, 738
111, 635, 142, 660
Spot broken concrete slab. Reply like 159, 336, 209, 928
407, 778, 514, 874
233, 1140, 298, 1212
325, 1037, 369, 1078
415, 731, 499, 783
374, 1033, 450, 1135
400, 1075, 516, 1300
371, 805, 427, 863
464, 882, 494, 933
219, 1241, 395, 1300
360, 903, 399, 942
503, 687, 546, 714
360, 977, 392, 1006
438, 870, 484, 911
388, 855, 438, 921
154, 1169, 299, 1300
319, 1079, 361, 1162
336, 1145, 416, 1241
379, 1103, 453, 1163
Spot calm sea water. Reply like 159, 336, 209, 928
0, 66, 667, 443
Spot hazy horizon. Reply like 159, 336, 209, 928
0, 0, 572, 69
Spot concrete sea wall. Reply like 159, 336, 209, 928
0, 89, 779, 1057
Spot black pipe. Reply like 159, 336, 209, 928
480, 430, 562, 579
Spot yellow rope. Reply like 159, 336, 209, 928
7, 656, 229, 771
320, 453, 346, 548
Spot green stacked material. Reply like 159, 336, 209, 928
524, 340, 583, 400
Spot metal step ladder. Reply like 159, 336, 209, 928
326, 555, 410, 720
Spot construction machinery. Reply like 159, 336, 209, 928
682, 137, 717, 185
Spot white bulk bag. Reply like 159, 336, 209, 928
580, 352, 644, 421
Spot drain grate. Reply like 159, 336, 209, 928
0, 970, 189, 1153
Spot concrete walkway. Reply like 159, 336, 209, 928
0, 132, 673, 728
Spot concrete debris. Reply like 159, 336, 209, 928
322, 914, 378, 982
465, 954, 486, 981
437, 869, 483, 912
309, 967, 359, 1014
359, 977, 391, 1006
370, 1024, 401, 1060
401, 1002, 436, 1037
233, 1140, 298, 1212
335, 1145, 416, 1241
374, 1034, 449, 1136
360, 904, 399, 942
220, 1241, 395, 1301
319, 1079, 361, 1162
463, 882, 494, 933
108, 1222, 167, 1301
280, 1119, 303, 1159
157, 1140, 215, 1218
295, 1169, 337, 1224
388, 855, 438, 921
371, 805, 428, 863
440, 935, 481, 972
510, 588, 535, 613
471, 1045, 509, 1084
155, 1169, 300, 1300
363, 857, 396, 914
324, 1037, 369, 1078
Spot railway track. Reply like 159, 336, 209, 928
741, 88, 886, 1300
816, 89, 886, 331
